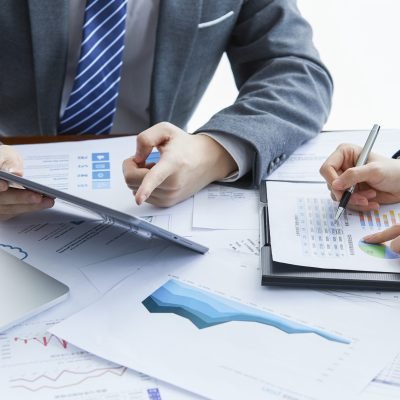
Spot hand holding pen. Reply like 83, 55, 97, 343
334, 124, 380, 221
320, 125, 400, 216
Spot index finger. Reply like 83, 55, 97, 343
135, 157, 175, 205
363, 224, 400, 244
319, 149, 345, 184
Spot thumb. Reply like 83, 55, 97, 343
332, 165, 372, 191
134, 123, 175, 164
0, 145, 24, 176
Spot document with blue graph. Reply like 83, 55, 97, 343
268, 181, 400, 273
51, 248, 400, 400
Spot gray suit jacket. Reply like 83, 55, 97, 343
0, 0, 333, 186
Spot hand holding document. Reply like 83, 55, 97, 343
0, 144, 54, 221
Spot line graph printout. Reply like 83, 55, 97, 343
268, 181, 400, 272
0, 319, 168, 400
52, 248, 400, 400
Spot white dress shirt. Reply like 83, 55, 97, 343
62, 0, 252, 181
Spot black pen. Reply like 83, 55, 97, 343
334, 124, 381, 222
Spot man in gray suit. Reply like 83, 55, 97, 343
0, 0, 332, 219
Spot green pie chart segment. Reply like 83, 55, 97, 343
359, 241, 400, 259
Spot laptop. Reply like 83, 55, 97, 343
0, 249, 69, 332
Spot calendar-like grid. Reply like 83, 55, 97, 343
295, 198, 351, 258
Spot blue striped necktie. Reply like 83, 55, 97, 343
59, 0, 128, 135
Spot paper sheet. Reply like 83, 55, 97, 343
0, 219, 166, 276
267, 181, 400, 272
193, 184, 259, 230
190, 229, 260, 255
319, 290, 400, 399
51, 247, 400, 400
268, 129, 400, 182
0, 218, 194, 400
13, 137, 194, 235
0, 310, 191, 400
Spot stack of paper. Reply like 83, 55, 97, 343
1, 132, 400, 400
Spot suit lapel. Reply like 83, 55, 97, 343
150, 0, 203, 124
27, 0, 68, 135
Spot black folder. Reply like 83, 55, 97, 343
260, 180, 400, 289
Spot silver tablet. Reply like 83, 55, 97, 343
0, 170, 208, 254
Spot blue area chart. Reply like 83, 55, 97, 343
142, 280, 350, 344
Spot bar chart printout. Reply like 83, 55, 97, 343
358, 209, 400, 230
357, 209, 400, 260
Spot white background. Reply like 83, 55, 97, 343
188, 0, 400, 132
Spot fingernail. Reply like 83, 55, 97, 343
138, 194, 147, 205
363, 235, 373, 242
42, 198, 54, 208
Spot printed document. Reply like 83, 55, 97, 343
267, 181, 400, 272
51, 247, 400, 400
268, 129, 400, 182
13, 137, 193, 235
193, 184, 259, 230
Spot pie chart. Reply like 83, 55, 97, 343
359, 240, 400, 259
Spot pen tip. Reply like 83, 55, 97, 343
335, 208, 344, 222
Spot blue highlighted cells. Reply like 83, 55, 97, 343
92, 162, 110, 170
92, 181, 111, 189
92, 171, 110, 180
91, 153, 110, 189
92, 153, 109, 162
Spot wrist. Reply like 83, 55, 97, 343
194, 134, 237, 181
